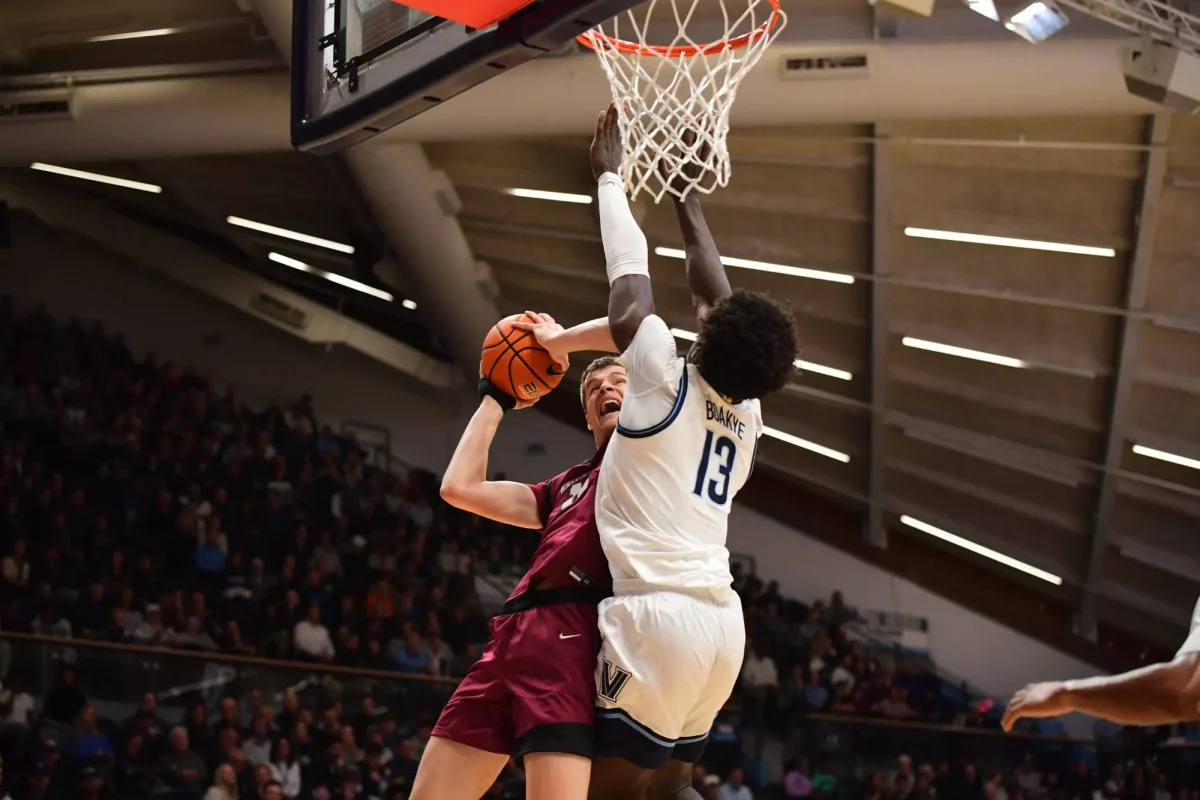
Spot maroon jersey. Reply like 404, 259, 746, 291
511, 442, 612, 600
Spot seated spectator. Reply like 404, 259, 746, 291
874, 685, 918, 720
392, 631, 431, 675
783, 758, 812, 799
244, 717, 272, 766
31, 602, 72, 639
205, 763, 239, 800
64, 706, 114, 762
269, 738, 301, 799
134, 604, 167, 645
111, 732, 154, 798
741, 642, 779, 690
294, 604, 335, 662
195, 528, 227, 579
719, 767, 754, 800
42, 665, 85, 724
2, 539, 30, 591
0, 672, 34, 728
162, 726, 209, 794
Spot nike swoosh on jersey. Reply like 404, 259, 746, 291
559, 633, 581, 640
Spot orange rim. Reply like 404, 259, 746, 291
576, 0, 782, 57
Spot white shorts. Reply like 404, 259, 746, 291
593, 589, 744, 769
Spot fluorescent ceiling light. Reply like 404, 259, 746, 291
1132, 444, 1200, 471
902, 336, 1026, 368
402, 299, 418, 311
268, 252, 393, 302
30, 162, 162, 194
671, 328, 851, 380
504, 188, 593, 205
228, 216, 355, 254
86, 27, 182, 43
763, 426, 851, 463
655, 247, 855, 284
904, 227, 1114, 257
900, 515, 1062, 585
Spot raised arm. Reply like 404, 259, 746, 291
590, 104, 653, 352
439, 396, 542, 530
665, 132, 732, 319
674, 194, 731, 319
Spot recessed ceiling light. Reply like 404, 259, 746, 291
228, 216, 355, 254
86, 27, 183, 43
901, 515, 1063, 585
903, 227, 1115, 257
402, 299, 417, 311
504, 188, 593, 205
1132, 444, 1200, 471
269, 252, 393, 302
902, 336, 1026, 368
30, 163, 162, 194
762, 426, 851, 463
672, 328, 851, 380
654, 247, 855, 284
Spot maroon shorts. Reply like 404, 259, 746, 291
432, 588, 602, 758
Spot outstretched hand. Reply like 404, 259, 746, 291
658, 128, 711, 200
589, 103, 623, 180
1000, 681, 1072, 732
512, 311, 569, 371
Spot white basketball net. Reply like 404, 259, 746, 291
581, 0, 787, 203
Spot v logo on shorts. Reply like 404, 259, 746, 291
598, 657, 632, 703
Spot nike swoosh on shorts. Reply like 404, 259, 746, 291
559, 633, 581, 640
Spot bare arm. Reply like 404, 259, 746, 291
1002, 652, 1200, 729
674, 194, 731, 319
515, 316, 618, 360
439, 398, 542, 530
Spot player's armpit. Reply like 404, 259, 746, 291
439, 480, 543, 530
609, 275, 653, 352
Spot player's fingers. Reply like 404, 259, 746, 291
606, 103, 619, 131
524, 310, 543, 324
594, 109, 607, 139
512, 322, 534, 331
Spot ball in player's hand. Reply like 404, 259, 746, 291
481, 314, 566, 402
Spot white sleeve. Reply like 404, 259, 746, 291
598, 172, 649, 283
617, 315, 685, 433
1178, 597, 1200, 656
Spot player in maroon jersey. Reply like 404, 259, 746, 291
410, 329, 627, 800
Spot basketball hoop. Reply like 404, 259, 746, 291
578, 0, 786, 203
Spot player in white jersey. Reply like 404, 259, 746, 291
518, 105, 799, 799
1001, 595, 1200, 730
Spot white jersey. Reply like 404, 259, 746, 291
596, 314, 762, 598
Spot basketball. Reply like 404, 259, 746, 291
481, 314, 565, 402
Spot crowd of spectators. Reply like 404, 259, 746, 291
0, 662, 520, 800
0, 297, 531, 680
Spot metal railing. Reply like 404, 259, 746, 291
0, 632, 457, 724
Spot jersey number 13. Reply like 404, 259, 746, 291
693, 429, 737, 507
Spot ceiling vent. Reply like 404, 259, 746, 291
0, 90, 75, 124
780, 53, 870, 80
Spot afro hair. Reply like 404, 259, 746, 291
692, 290, 798, 403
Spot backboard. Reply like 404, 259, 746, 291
291, 0, 642, 155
